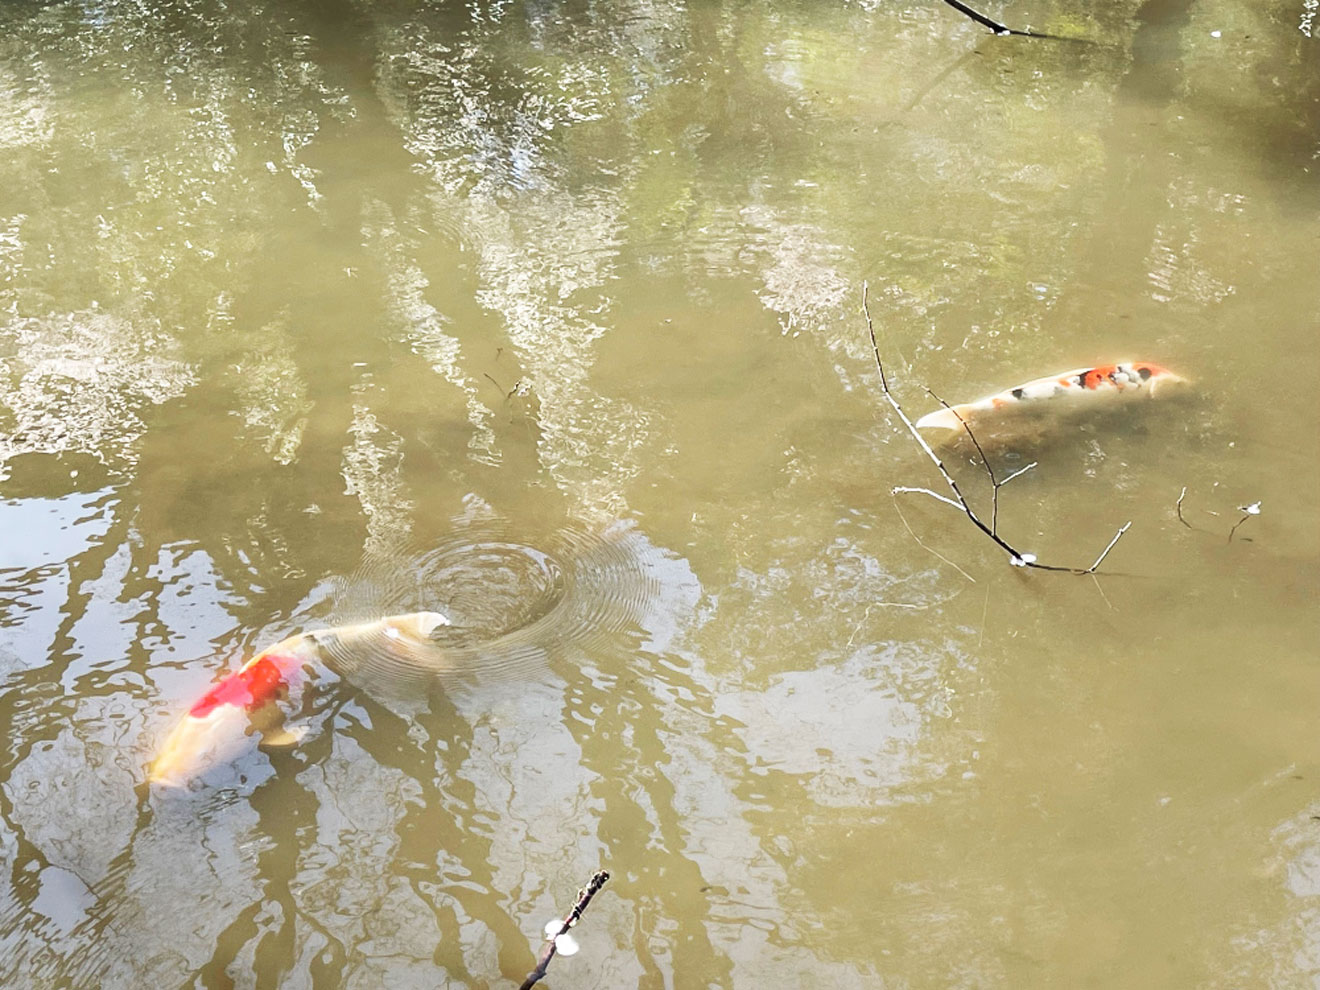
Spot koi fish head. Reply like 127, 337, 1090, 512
149, 702, 255, 788
148, 638, 312, 788
147, 616, 450, 788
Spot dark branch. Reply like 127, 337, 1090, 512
862, 282, 1128, 575
1228, 503, 1261, 544
925, 388, 1035, 536
1175, 486, 1192, 527
519, 871, 611, 990
1176, 487, 1260, 543
939, 0, 1012, 35
936, 0, 1090, 42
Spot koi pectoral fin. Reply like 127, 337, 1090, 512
258, 723, 310, 748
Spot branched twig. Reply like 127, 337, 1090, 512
926, 389, 1036, 535
863, 282, 1129, 575
483, 372, 532, 401
1228, 502, 1262, 544
996, 462, 1037, 532
892, 485, 963, 511
936, 0, 1088, 41
519, 871, 610, 990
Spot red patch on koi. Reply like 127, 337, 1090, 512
188, 655, 290, 719
1079, 366, 1119, 390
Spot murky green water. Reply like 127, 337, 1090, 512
2, 0, 1318, 986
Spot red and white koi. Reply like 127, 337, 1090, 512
914, 362, 1188, 437
149, 611, 449, 788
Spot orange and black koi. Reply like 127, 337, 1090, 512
914, 362, 1188, 435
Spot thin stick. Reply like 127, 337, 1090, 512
1085, 522, 1131, 574
863, 282, 1129, 575
1089, 573, 1115, 611
892, 497, 977, 584
1000, 462, 1037, 487
519, 871, 610, 990
936, 0, 1089, 41
1175, 486, 1191, 528
1227, 511, 1255, 544
1180, 487, 1261, 542
926, 389, 1035, 536
929, 388, 995, 482
892, 485, 965, 511
1229, 502, 1261, 543
863, 285, 986, 538
939, 0, 1013, 35
993, 461, 1036, 535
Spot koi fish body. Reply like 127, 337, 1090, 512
149, 611, 450, 788
913, 362, 1187, 438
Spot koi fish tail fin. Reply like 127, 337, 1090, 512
914, 404, 976, 434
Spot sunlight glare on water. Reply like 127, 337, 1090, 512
1, 0, 1317, 986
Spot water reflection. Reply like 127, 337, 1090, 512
1, 0, 1318, 985
0, 311, 193, 475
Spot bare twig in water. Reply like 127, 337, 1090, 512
862, 282, 1130, 574
939, 0, 1014, 35
520, 871, 610, 990
892, 498, 977, 584
1175, 486, 1191, 528
1089, 573, 1115, 611
892, 485, 964, 512
1175, 487, 1261, 543
1087, 522, 1132, 572
926, 389, 1036, 536
1228, 501, 1262, 544
483, 372, 533, 401
848, 598, 934, 648
936, 0, 1090, 41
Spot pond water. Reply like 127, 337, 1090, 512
2, 0, 1318, 986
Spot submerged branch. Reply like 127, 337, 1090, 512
1228, 502, 1262, 544
519, 871, 610, 990
925, 388, 1034, 536
892, 497, 977, 584
862, 282, 1129, 575
1175, 487, 1261, 543
1176, 486, 1192, 528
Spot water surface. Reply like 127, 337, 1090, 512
1, 0, 1318, 986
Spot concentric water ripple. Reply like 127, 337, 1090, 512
319, 518, 662, 693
